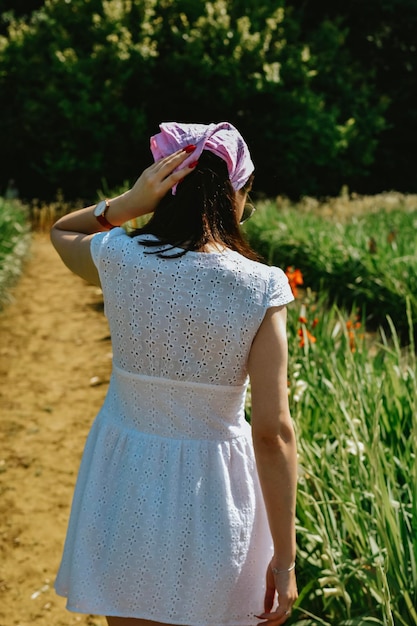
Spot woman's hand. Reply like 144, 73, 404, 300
255, 559, 298, 625
107, 146, 197, 224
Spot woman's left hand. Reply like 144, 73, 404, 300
255, 560, 298, 625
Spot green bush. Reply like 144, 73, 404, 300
287, 0, 417, 194
0, 198, 31, 306
0, 0, 386, 200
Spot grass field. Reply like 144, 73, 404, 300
280, 296, 417, 625
244, 192, 417, 340
243, 193, 417, 623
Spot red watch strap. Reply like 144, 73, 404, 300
96, 200, 116, 230
96, 212, 115, 230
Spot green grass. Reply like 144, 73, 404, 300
243, 194, 417, 622
0, 197, 31, 307
268, 296, 417, 625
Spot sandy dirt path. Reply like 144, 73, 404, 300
0, 233, 111, 626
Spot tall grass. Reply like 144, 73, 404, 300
0, 197, 31, 306
280, 296, 417, 625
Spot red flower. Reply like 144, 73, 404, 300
298, 327, 317, 348
346, 318, 362, 352
285, 267, 304, 298
298, 316, 318, 348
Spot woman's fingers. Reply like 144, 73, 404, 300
153, 146, 196, 174
256, 560, 297, 626
143, 146, 197, 195
255, 607, 292, 625
160, 159, 197, 189
126, 146, 198, 216
264, 564, 276, 613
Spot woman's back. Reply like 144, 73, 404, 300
92, 229, 291, 385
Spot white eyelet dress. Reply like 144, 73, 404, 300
55, 229, 294, 626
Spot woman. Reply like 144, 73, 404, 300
51, 122, 298, 626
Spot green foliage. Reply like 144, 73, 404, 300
0, 198, 30, 306
244, 196, 417, 338
0, 0, 386, 200
249, 191, 417, 621
279, 298, 417, 624
287, 0, 417, 194
244, 194, 417, 619
0, 0, 151, 199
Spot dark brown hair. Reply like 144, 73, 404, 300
130, 151, 260, 260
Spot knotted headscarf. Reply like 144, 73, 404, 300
150, 122, 254, 194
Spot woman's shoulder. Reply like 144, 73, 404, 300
92, 226, 128, 248
230, 250, 286, 279
90, 227, 131, 265
228, 252, 294, 306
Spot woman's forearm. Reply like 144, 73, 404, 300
51, 191, 141, 235
253, 420, 297, 568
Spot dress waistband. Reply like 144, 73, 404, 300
112, 364, 248, 392
101, 365, 249, 440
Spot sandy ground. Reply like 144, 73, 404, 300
0, 233, 111, 626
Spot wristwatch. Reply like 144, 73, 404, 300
94, 199, 115, 230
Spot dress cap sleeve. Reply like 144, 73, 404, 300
90, 227, 126, 268
267, 266, 295, 308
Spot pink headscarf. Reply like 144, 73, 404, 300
150, 122, 254, 194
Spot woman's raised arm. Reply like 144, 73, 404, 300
50, 148, 196, 284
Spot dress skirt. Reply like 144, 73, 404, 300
55, 368, 274, 625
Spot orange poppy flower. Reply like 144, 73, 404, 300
285, 267, 304, 298
298, 327, 317, 348
346, 319, 361, 351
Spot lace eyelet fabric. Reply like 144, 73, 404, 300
55, 229, 294, 626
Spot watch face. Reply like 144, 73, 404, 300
94, 200, 106, 217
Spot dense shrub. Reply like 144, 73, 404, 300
0, 0, 386, 201
287, 0, 417, 195
0, 198, 30, 306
